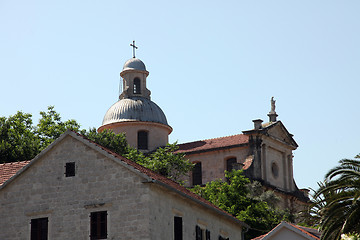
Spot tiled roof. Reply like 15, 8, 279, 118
0, 161, 31, 185
289, 223, 321, 240
176, 134, 249, 154
251, 222, 320, 240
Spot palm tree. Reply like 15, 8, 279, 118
313, 156, 360, 240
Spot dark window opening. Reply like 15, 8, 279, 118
206, 230, 211, 240
90, 211, 107, 239
196, 225, 203, 240
218, 237, 229, 240
133, 78, 141, 94
174, 216, 183, 240
65, 162, 75, 177
226, 158, 237, 172
192, 162, 202, 186
137, 131, 148, 150
31, 217, 48, 240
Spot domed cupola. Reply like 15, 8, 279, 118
98, 43, 172, 152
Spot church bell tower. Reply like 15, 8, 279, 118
98, 42, 172, 152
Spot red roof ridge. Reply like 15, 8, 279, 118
178, 133, 247, 145
176, 133, 249, 154
288, 223, 320, 240
0, 160, 31, 185
0, 160, 31, 166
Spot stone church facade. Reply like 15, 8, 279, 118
0, 131, 247, 239
177, 118, 309, 213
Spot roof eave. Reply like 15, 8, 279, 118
178, 142, 249, 155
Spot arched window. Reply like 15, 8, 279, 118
133, 78, 141, 94
226, 157, 237, 172
192, 162, 202, 186
137, 131, 148, 150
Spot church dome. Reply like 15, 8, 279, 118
101, 96, 169, 126
122, 58, 147, 71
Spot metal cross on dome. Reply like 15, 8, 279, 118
130, 40, 138, 58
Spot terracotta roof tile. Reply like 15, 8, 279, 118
0, 161, 31, 185
176, 134, 249, 154
288, 223, 320, 240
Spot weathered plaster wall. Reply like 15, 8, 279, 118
184, 146, 249, 186
100, 121, 171, 152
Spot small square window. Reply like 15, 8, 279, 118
65, 162, 75, 177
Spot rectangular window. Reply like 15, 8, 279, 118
174, 216, 183, 240
137, 131, 148, 150
192, 162, 202, 186
196, 225, 203, 240
226, 158, 237, 172
90, 211, 107, 239
65, 162, 75, 177
31, 217, 48, 240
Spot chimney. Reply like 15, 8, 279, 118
253, 119, 263, 130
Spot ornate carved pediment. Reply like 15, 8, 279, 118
265, 121, 298, 149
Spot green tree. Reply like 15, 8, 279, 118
36, 106, 80, 150
312, 156, 360, 240
0, 111, 40, 162
81, 128, 129, 156
192, 170, 293, 239
124, 143, 194, 183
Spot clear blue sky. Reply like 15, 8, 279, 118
1, 0, 359, 192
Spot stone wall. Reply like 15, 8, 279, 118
149, 184, 245, 240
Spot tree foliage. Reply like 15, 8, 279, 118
125, 143, 194, 183
81, 128, 129, 156
192, 170, 293, 240
311, 156, 360, 240
37, 106, 80, 150
0, 111, 40, 162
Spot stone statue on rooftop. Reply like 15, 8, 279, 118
270, 97, 276, 113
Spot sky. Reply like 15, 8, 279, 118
1, 0, 359, 192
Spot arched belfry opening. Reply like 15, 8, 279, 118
133, 78, 141, 94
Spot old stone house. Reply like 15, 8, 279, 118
0, 131, 248, 239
